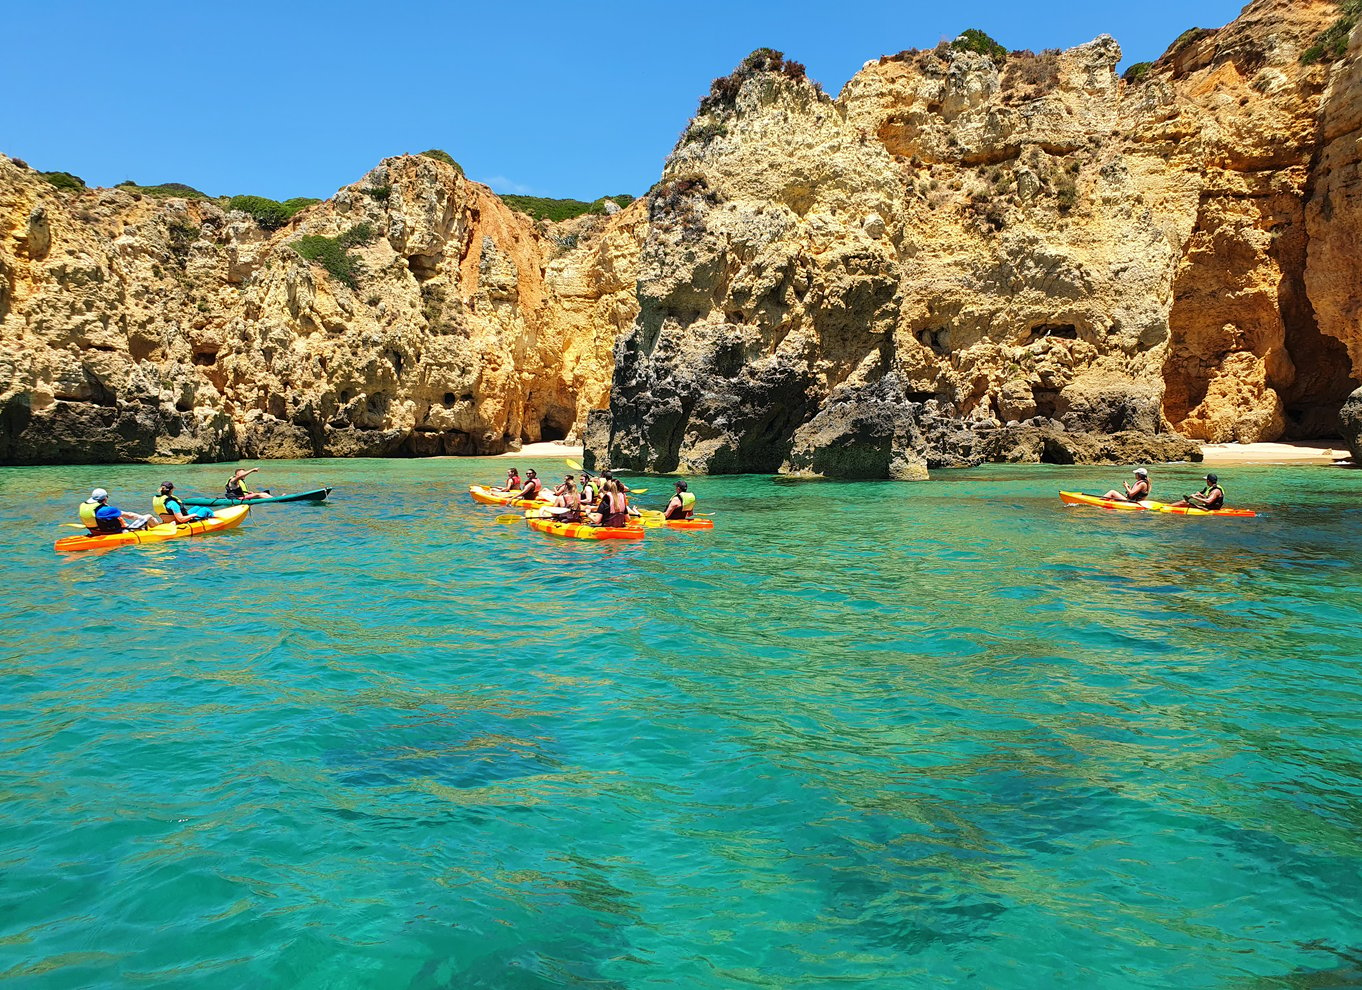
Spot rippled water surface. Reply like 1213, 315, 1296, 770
3, 457, 1362, 988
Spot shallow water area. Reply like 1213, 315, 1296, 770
3, 458, 1362, 988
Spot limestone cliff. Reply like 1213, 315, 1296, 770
0, 154, 643, 463
595, 0, 1362, 476
5, 0, 1361, 475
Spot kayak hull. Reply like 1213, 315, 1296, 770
525, 517, 644, 541
659, 518, 713, 530
1059, 491, 1161, 512
1059, 491, 1255, 517
55, 506, 250, 552
470, 485, 549, 509
1156, 503, 1257, 517
182, 487, 331, 507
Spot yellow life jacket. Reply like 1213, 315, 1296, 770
78, 500, 100, 533
679, 491, 696, 512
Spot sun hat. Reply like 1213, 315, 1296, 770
1133, 468, 1148, 477
91, 488, 109, 501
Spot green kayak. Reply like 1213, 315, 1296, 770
182, 487, 332, 507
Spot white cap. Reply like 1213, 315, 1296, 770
1133, 468, 1148, 477
91, 488, 109, 501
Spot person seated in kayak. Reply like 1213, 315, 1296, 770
516, 469, 543, 502
1169, 473, 1225, 510
225, 468, 270, 500
496, 468, 521, 493
545, 478, 583, 522
664, 480, 697, 520
79, 489, 157, 533
580, 474, 597, 504
153, 481, 213, 525
1101, 468, 1150, 502
550, 474, 574, 499
588, 479, 630, 528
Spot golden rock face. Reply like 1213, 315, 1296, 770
3, 0, 1359, 471
0, 154, 642, 463
597, 0, 1361, 474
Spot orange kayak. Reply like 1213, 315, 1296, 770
656, 517, 714, 530
469, 484, 550, 509
1059, 491, 1255, 517
525, 516, 644, 541
55, 506, 250, 552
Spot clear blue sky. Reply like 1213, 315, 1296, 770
4, 0, 1247, 202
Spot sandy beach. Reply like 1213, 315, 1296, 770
494, 442, 585, 460
1200, 441, 1352, 465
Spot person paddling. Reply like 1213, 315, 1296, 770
153, 481, 213, 525
663, 480, 697, 520
1102, 468, 1150, 502
1169, 473, 1225, 511
79, 488, 157, 534
226, 468, 270, 501
517, 469, 543, 502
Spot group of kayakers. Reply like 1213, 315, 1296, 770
494, 467, 697, 526
75, 469, 273, 534
1101, 468, 1226, 510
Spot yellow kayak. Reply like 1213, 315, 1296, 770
55, 506, 250, 552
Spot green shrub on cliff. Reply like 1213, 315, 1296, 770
1167, 27, 1214, 57
1122, 62, 1154, 84
291, 232, 363, 288
39, 171, 85, 191
228, 195, 319, 230
115, 180, 209, 199
699, 48, 814, 115
952, 29, 1007, 64
418, 149, 464, 177
1302, 0, 1362, 64
500, 194, 634, 223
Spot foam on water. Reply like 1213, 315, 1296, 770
2, 459, 1361, 988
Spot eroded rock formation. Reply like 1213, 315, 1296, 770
0, 154, 643, 463
4, 0, 1361, 474
594, 0, 1361, 475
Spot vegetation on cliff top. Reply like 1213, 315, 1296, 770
500, 194, 634, 223
116, 180, 209, 199
1302, 0, 1362, 64
1123, 61, 1154, 84
698, 48, 817, 116
952, 29, 1008, 64
417, 149, 464, 177
39, 171, 85, 191
229, 195, 322, 230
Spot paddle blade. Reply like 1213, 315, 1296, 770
495, 513, 523, 525
566, 458, 584, 470
627, 487, 649, 495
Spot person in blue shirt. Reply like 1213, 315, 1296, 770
78, 489, 157, 534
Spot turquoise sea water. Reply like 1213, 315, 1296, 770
2, 458, 1361, 989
